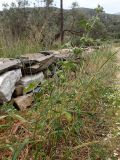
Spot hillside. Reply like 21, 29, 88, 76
0, 6, 120, 44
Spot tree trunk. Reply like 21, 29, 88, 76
60, 0, 64, 44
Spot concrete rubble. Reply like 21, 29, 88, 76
0, 69, 22, 103
0, 49, 72, 109
0, 58, 21, 74
41, 49, 72, 61
20, 72, 44, 87
21, 53, 55, 74
13, 93, 34, 111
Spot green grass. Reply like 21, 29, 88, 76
0, 45, 120, 159
0, 39, 44, 58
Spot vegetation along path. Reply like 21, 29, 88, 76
111, 47, 120, 159
0, 46, 120, 159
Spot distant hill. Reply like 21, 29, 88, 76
115, 12, 120, 15
0, 6, 120, 40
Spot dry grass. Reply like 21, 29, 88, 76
0, 45, 119, 159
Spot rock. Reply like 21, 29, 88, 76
13, 85, 24, 97
0, 58, 13, 63
21, 53, 54, 62
40, 55, 55, 70
21, 53, 55, 74
0, 59, 21, 74
23, 64, 40, 74
13, 94, 34, 110
0, 69, 22, 103
19, 72, 44, 87
50, 49, 72, 61
40, 49, 73, 65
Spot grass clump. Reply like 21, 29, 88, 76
0, 46, 119, 159
0, 39, 44, 58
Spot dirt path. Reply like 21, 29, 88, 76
113, 47, 120, 159
116, 47, 120, 130
116, 47, 120, 79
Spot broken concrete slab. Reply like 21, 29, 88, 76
41, 49, 73, 61
24, 57, 55, 74
53, 49, 73, 60
19, 72, 44, 87
0, 58, 17, 63
0, 49, 74, 105
13, 93, 34, 110
0, 69, 22, 103
20, 49, 72, 75
0, 59, 21, 75
21, 53, 55, 74
24, 64, 41, 74
21, 53, 55, 64
0, 58, 13, 63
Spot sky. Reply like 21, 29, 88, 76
0, 0, 120, 14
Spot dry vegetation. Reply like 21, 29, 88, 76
0, 46, 120, 159
0, 1, 120, 159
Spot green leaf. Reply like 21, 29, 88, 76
0, 125, 10, 129
6, 144, 14, 152
12, 139, 29, 160
24, 82, 39, 93
11, 114, 27, 123
62, 111, 72, 122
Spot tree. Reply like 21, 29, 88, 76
43, 0, 54, 23
90, 20, 107, 39
71, 2, 79, 9
60, 0, 64, 44
1, 0, 29, 39
44, 0, 53, 8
